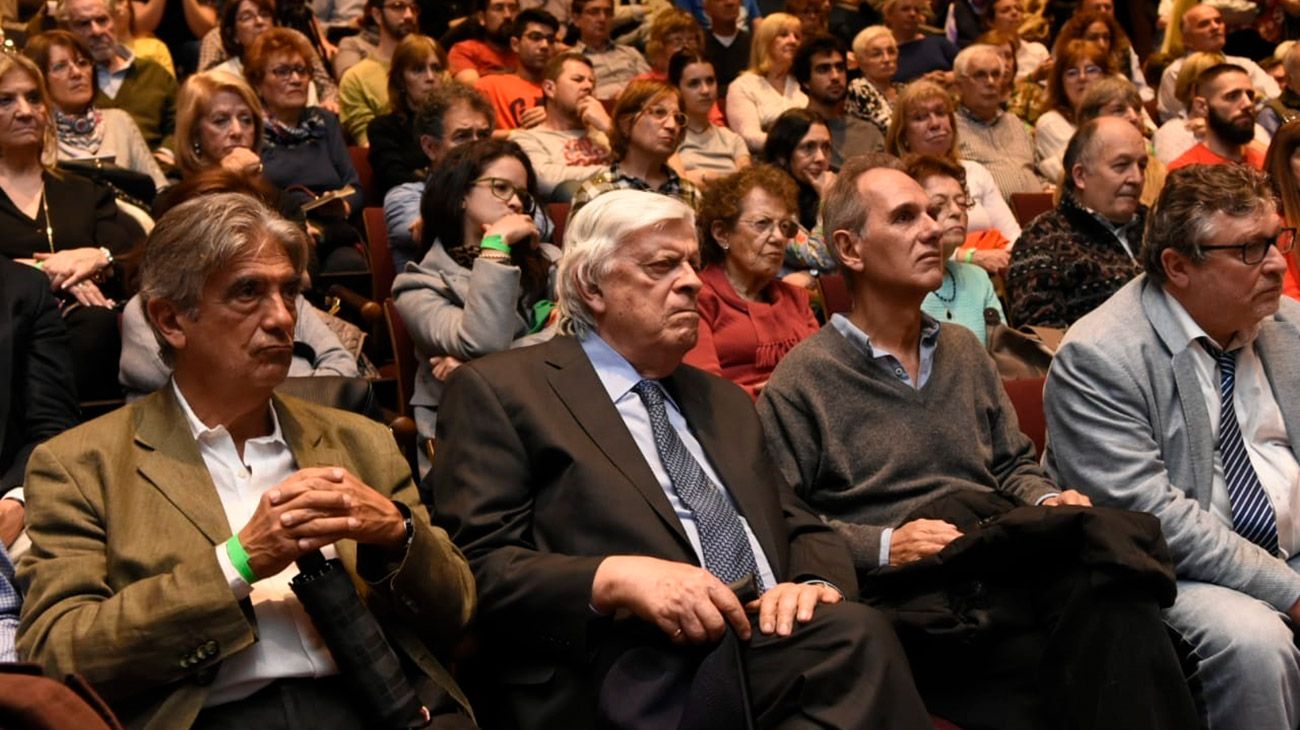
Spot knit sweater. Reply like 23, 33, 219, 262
757, 322, 1057, 570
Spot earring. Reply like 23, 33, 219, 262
192, 140, 202, 157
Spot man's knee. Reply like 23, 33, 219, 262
1170, 585, 1300, 672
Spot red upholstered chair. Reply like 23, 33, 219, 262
548, 202, 570, 247
348, 145, 377, 207
1009, 192, 1054, 227
1001, 376, 1047, 457
818, 273, 853, 316
361, 207, 397, 301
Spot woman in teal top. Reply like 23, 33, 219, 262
907, 155, 1005, 345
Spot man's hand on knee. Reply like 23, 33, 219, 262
746, 582, 841, 637
591, 556, 752, 643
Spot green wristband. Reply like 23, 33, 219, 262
480, 234, 510, 254
963, 249, 975, 263
225, 535, 258, 584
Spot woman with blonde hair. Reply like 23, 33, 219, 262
726, 12, 807, 152
0, 53, 132, 399
171, 70, 266, 181
366, 34, 449, 195
845, 25, 902, 135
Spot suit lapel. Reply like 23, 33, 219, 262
543, 338, 690, 547
1256, 318, 1300, 457
135, 387, 233, 545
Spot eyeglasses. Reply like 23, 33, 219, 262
473, 176, 535, 213
48, 56, 94, 75
383, 1, 420, 13
736, 216, 800, 239
269, 64, 311, 80
965, 68, 1004, 83
1063, 64, 1104, 81
1199, 227, 1296, 265
236, 8, 273, 23
638, 105, 687, 127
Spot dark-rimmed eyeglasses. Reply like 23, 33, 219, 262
1199, 227, 1296, 265
473, 176, 535, 214
269, 64, 311, 80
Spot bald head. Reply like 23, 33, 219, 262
1069, 117, 1147, 222
1182, 5, 1226, 53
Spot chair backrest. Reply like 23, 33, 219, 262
348, 145, 377, 208
362, 206, 397, 300
1009, 192, 1054, 227
818, 273, 853, 316
548, 202, 570, 248
1001, 376, 1047, 458
383, 298, 417, 418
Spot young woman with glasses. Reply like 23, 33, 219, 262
1035, 39, 1113, 183
683, 164, 820, 399
392, 138, 558, 476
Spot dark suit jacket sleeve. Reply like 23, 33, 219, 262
2, 264, 77, 492
432, 364, 606, 658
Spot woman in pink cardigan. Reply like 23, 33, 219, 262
684, 164, 819, 399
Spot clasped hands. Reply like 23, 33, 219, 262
24, 248, 114, 307
236, 466, 407, 580
591, 555, 841, 645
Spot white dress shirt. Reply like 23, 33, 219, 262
172, 383, 340, 707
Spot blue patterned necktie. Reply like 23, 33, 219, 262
631, 379, 759, 585
1204, 341, 1280, 555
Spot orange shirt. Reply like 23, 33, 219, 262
475, 74, 544, 130
448, 39, 516, 78
1167, 142, 1266, 172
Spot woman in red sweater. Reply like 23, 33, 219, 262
684, 164, 819, 399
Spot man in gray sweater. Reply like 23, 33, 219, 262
757, 153, 1197, 730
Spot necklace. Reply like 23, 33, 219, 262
932, 268, 956, 320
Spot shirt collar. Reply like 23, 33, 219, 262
830, 311, 941, 359
958, 104, 1003, 126
171, 380, 286, 447
579, 332, 682, 409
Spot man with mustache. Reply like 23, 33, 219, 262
448, 0, 520, 85
1169, 63, 1267, 172
1044, 162, 1300, 730
431, 189, 929, 729
1158, 4, 1279, 122
1006, 117, 1148, 328
758, 152, 1197, 730
793, 34, 882, 170
510, 52, 613, 201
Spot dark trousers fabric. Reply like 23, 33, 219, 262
64, 304, 121, 402
191, 676, 476, 730
861, 491, 1199, 730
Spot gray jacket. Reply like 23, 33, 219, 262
1043, 275, 1300, 611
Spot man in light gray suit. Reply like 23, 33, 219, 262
1044, 162, 1300, 730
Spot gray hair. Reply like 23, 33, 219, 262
556, 191, 695, 338
953, 43, 1002, 79
139, 192, 309, 364
55, 0, 117, 24
1142, 164, 1276, 285
850, 25, 893, 63
821, 153, 906, 286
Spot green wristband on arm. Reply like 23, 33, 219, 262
225, 535, 258, 584
963, 249, 975, 263
480, 234, 510, 254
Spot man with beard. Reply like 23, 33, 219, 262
448, 0, 520, 85
1157, 4, 1278, 122
1044, 162, 1300, 730
1006, 117, 1148, 328
1169, 64, 1265, 171
792, 34, 882, 170
57, 0, 177, 152
338, 0, 421, 145
476, 9, 557, 133
510, 52, 614, 200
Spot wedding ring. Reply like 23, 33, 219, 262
672, 628, 683, 638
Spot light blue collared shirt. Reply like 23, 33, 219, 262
96, 45, 135, 100
580, 333, 777, 591
830, 312, 941, 389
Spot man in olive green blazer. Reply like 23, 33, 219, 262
15, 193, 476, 729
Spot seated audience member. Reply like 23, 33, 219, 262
339, 0, 422, 145
385, 86, 499, 268
671, 52, 751, 186
727, 12, 807, 153
1261, 41, 1300, 135
367, 34, 449, 197
756, 152, 1198, 730
762, 109, 837, 276
571, 80, 700, 216
793, 34, 884, 168
982, 0, 1047, 81
431, 187, 931, 730
975, 29, 1047, 125
1153, 51, 1229, 164
1044, 162, 1300, 730
638, 9, 705, 83
908, 155, 1005, 343
0, 53, 132, 402
449, 0, 521, 85
1055, 9, 1152, 102
572, 0, 650, 101
392, 139, 557, 476
112, 0, 174, 77
167, 72, 274, 197
57, 0, 177, 152
16, 192, 476, 727
205, 0, 339, 114
1075, 76, 1167, 207
703, 0, 754, 95
333, 5, 381, 77
475, 9, 556, 133
1158, 4, 1279, 122
845, 26, 901, 136
1265, 120, 1300, 299
0, 257, 78, 548
886, 80, 1019, 269
680, 0, 761, 31
1168, 64, 1267, 171
683, 165, 817, 398
248, 30, 365, 273
1007, 118, 1147, 328
313, 0, 364, 29
1034, 39, 1111, 184
787, 0, 830, 35
882, 0, 957, 83
24, 31, 168, 195
510, 52, 613, 201
953, 43, 1050, 199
